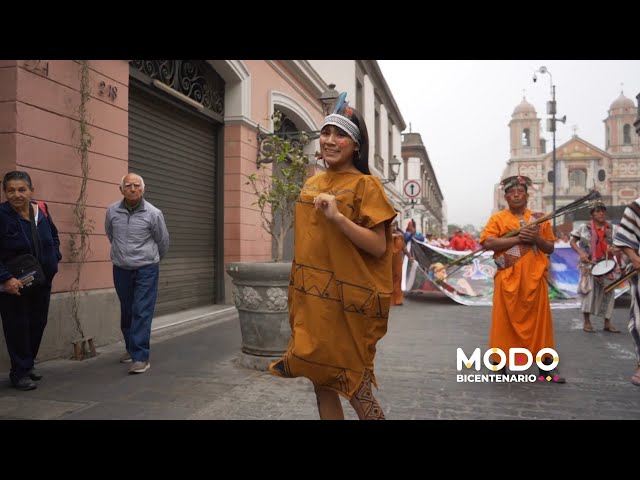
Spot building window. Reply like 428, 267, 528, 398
624, 124, 631, 144
606, 125, 610, 148
356, 62, 365, 113
522, 128, 530, 147
569, 169, 586, 189
388, 122, 393, 179
374, 105, 382, 172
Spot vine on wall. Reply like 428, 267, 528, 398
69, 60, 94, 341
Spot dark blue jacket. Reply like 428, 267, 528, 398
0, 201, 62, 285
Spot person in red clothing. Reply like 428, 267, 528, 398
463, 233, 478, 251
449, 230, 468, 251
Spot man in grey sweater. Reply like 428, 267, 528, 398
105, 173, 169, 374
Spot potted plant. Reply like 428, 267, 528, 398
226, 111, 313, 370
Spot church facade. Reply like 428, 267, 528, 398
494, 92, 640, 231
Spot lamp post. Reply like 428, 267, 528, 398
533, 66, 566, 232
381, 156, 402, 184
389, 155, 402, 182
319, 83, 340, 116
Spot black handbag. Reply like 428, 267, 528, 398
5, 253, 45, 288
4, 204, 46, 289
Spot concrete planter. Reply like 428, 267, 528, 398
226, 261, 292, 370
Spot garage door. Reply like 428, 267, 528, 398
128, 84, 218, 315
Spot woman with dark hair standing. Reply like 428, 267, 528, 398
269, 94, 397, 419
0, 171, 61, 390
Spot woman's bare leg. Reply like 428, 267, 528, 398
313, 384, 344, 420
348, 370, 386, 420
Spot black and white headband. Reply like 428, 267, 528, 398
321, 114, 361, 144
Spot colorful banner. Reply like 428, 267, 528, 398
404, 241, 629, 308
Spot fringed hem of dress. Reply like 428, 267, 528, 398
269, 357, 377, 400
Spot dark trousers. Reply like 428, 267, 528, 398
113, 264, 159, 362
0, 286, 51, 379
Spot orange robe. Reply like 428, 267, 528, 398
391, 233, 406, 305
479, 209, 556, 364
269, 171, 396, 399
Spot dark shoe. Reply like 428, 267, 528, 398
28, 368, 43, 381
11, 376, 37, 391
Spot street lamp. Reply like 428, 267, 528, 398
381, 155, 402, 184
389, 155, 402, 182
533, 66, 566, 232
319, 83, 340, 116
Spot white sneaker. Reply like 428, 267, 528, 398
119, 352, 132, 363
128, 361, 150, 374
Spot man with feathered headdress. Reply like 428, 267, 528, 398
479, 175, 565, 383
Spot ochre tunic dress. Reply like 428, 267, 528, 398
391, 233, 406, 305
480, 209, 556, 363
269, 171, 397, 399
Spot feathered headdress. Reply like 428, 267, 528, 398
321, 92, 361, 144
501, 175, 533, 192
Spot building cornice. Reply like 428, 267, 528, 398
359, 60, 406, 131
281, 60, 328, 97
224, 115, 260, 130
402, 144, 444, 200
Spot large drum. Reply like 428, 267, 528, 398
591, 259, 616, 277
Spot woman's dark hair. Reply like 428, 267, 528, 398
347, 107, 371, 175
3, 171, 33, 191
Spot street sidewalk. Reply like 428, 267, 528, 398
0, 294, 638, 420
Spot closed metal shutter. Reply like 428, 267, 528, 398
128, 85, 218, 315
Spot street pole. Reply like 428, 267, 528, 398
534, 66, 565, 236
551, 84, 557, 233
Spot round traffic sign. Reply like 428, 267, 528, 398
403, 180, 421, 198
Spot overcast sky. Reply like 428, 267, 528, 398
377, 60, 640, 229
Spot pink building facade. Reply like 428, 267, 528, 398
0, 60, 326, 369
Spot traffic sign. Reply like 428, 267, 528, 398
403, 180, 421, 199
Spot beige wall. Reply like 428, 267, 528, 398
307, 61, 355, 101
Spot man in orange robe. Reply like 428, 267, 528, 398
392, 221, 413, 305
480, 175, 565, 383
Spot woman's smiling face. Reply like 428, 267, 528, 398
319, 125, 357, 171
4, 179, 33, 211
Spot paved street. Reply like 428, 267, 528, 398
1, 293, 639, 420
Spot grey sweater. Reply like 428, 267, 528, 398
105, 199, 170, 269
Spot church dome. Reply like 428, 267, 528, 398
609, 92, 635, 111
512, 97, 536, 117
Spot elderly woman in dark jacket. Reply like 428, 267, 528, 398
0, 171, 61, 390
